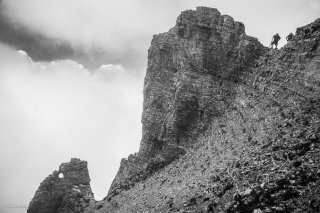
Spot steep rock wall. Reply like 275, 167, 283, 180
107, 7, 266, 200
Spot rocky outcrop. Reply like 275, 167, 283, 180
107, 6, 266, 200
28, 158, 94, 213
29, 7, 320, 213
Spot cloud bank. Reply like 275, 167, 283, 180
0, 43, 143, 211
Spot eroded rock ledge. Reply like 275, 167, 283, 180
28, 158, 94, 213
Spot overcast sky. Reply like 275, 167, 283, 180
0, 0, 319, 212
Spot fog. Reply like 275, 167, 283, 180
0, 43, 143, 212
0, 0, 319, 212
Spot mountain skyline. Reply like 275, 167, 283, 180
0, 1, 319, 212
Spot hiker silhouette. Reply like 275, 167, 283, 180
270, 33, 281, 49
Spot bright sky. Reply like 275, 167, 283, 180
0, 0, 319, 212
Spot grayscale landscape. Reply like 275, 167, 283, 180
0, 0, 319, 213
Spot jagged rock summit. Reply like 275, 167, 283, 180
28, 158, 94, 213
107, 6, 266, 200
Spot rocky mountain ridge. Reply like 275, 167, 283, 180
28, 7, 320, 213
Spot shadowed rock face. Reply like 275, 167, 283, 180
107, 7, 266, 199
28, 158, 94, 213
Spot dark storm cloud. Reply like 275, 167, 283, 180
0, 0, 182, 70
0, 3, 148, 69
0, 14, 143, 70
0, 12, 73, 60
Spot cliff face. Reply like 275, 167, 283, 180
86, 8, 320, 213
107, 7, 266, 199
28, 158, 94, 213
139, 7, 265, 158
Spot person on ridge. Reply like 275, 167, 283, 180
270, 33, 281, 49
286, 33, 293, 41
